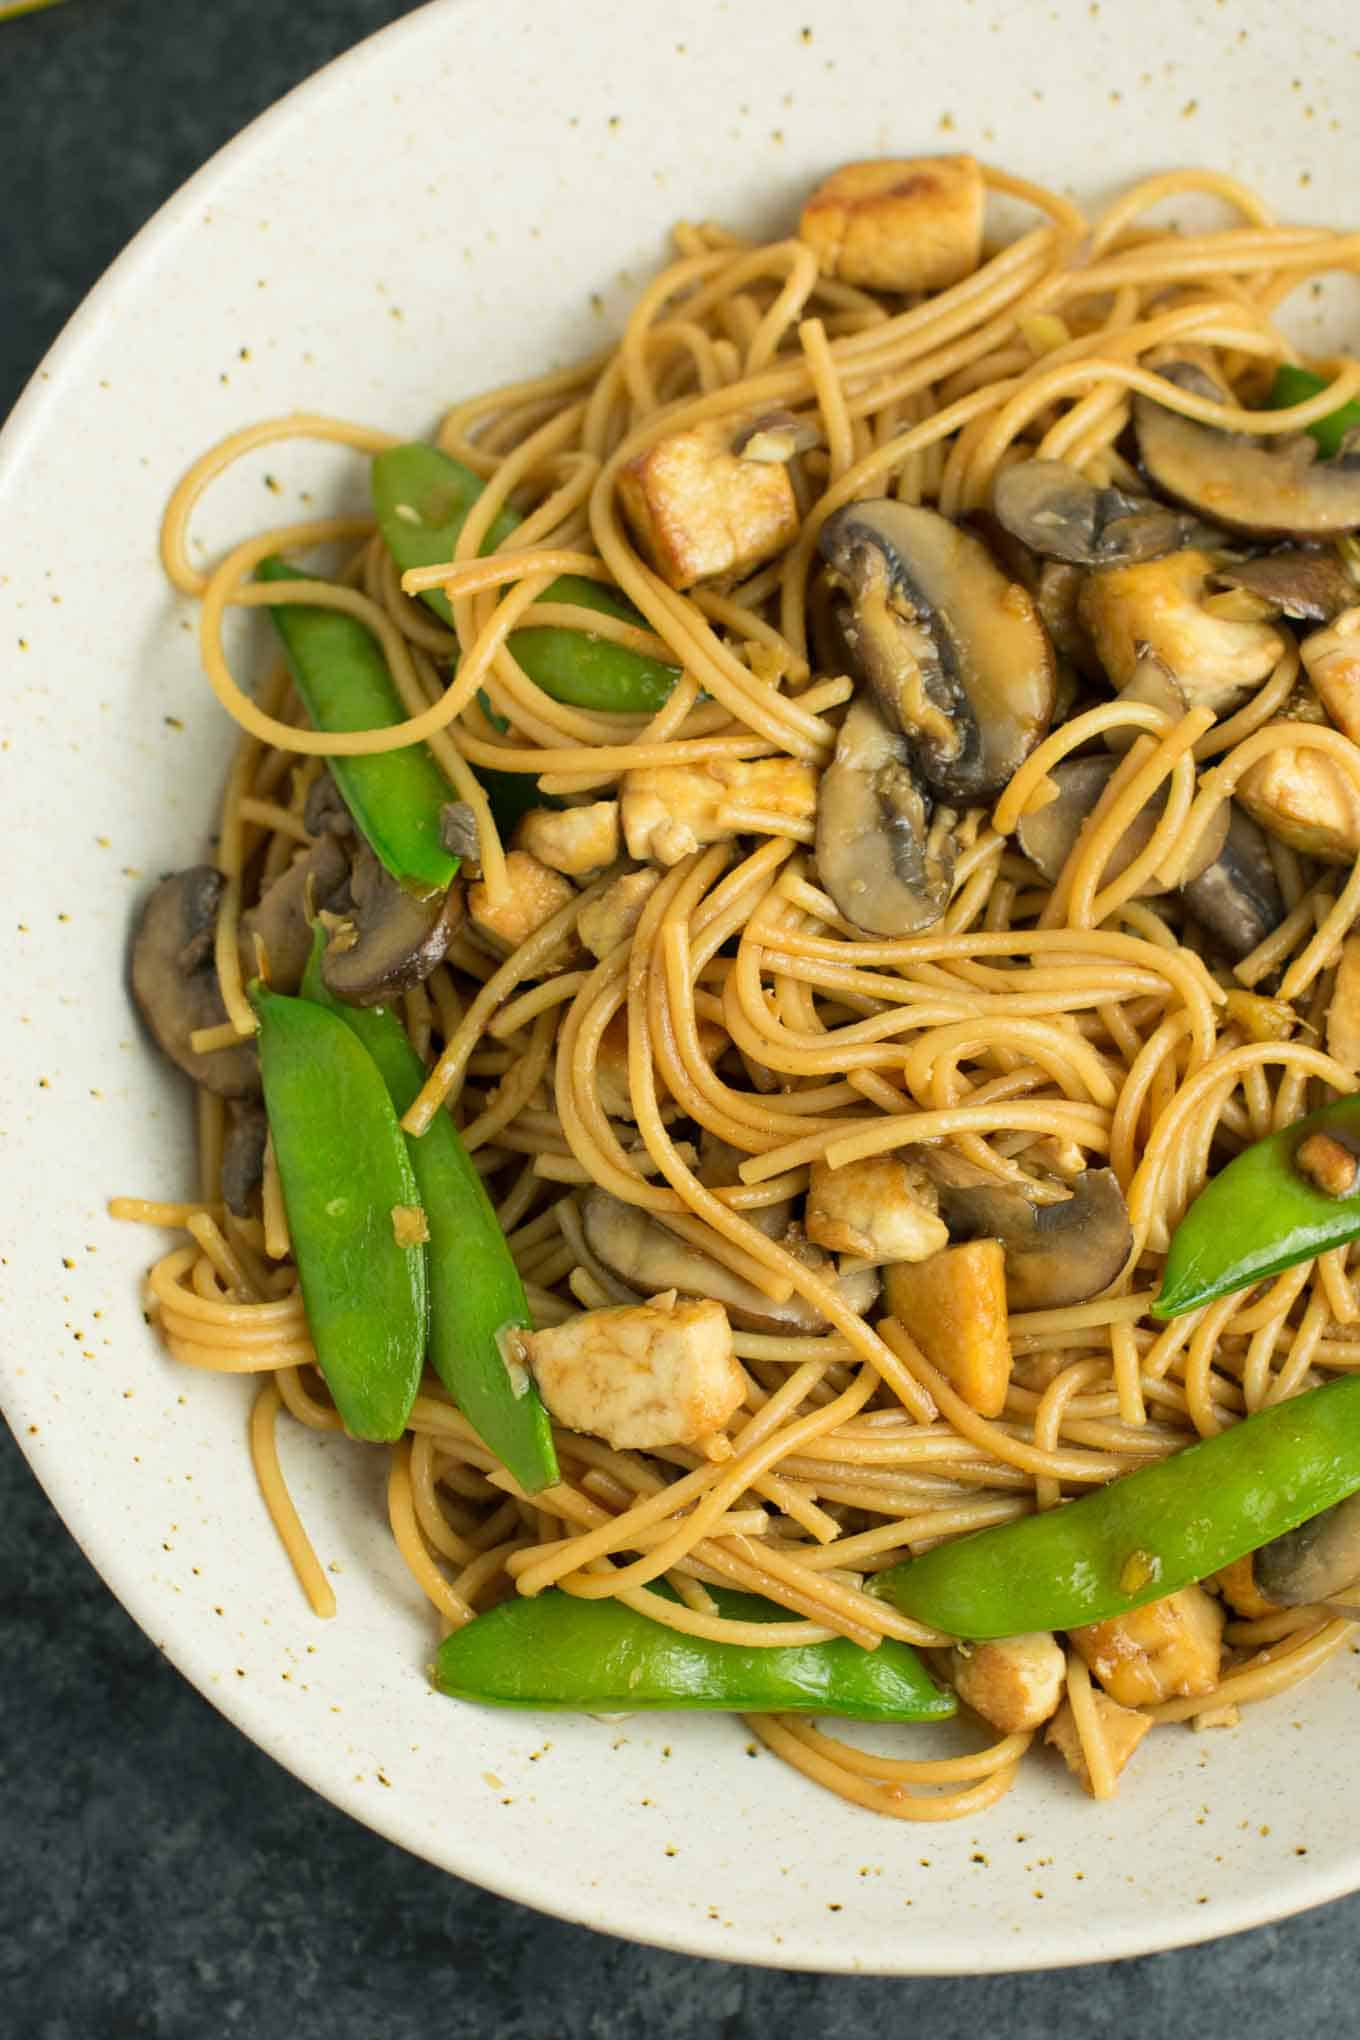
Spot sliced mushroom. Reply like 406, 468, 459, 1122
819, 499, 1056, 802
1179, 805, 1284, 961
129, 869, 260, 1098
319, 843, 464, 1006
1078, 549, 1285, 708
1134, 360, 1360, 541
816, 693, 956, 936
1215, 548, 1357, 624
302, 769, 356, 840
238, 834, 350, 994
579, 1187, 878, 1336
439, 800, 483, 864
221, 1100, 268, 1217
904, 1147, 1132, 1310
992, 458, 1210, 567
1015, 756, 1228, 897
1252, 1494, 1360, 1614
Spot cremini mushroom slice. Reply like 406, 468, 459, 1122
1215, 548, 1357, 624
238, 833, 350, 994
992, 458, 1210, 568
1015, 755, 1229, 899
320, 842, 464, 1006
129, 868, 261, 1099
1178, 805, 1285, 961
1134, 360, 1360, 540
815, 693, 956, 937
904, 1147, 1132, 1310
1252, 1493, 1360, 1614
818, 498, 1056, 802
1078, 549, 1285, 708
579, 1187, 877, 1336
221, 1100, 269, 1217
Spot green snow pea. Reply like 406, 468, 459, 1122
871, 1375, 1360, 1639
1156, 1092, 1360, 1320
1269, 364, 1360, 460
434, 1584, 956, 1719
257, 556, 458, 894
371, 441, 679, 712
300, 939, 557, 1493
250, 980, 427, 1442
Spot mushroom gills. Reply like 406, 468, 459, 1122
1134, 361, 1360, 541
903, 1146, 1132, 1310
818, 498, 1056, 802
319, 841, 464, 1006
238, 833, 350, 994
815, 693, 956, 937
1252, 1492, 1360, 1614
992, 458, 1213, 567
129, 868, 261, 1098
579, 1187, 878, 1336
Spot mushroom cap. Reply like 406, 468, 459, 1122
819, 498, 1056, 802
319, 843, 464, 1007
579, 1187, 878, 1336
1254, 1492, 1360, 1611
1215, 547, 1359, 624
1178, 805, 1284, 962
129, 868, 260, 1098
1135, 362, 1360, 541
905, 1148, 1132, 1310
815, 694, 955, 937
1016, 755, 1228, 896
993, 458, 1209, 568
221, 1100, 268, 1217
238, 834, 350, 994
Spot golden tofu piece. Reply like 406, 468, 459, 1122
620, 756, 817, 865
617, 418, 800, 590
514, 801, 621, 878
1079, 550, 1284, 703
883, 1238, 1011, 1417
1046, 1689, 1151, 1798
805, 1155, 948, 1265
1237, 741, 1360, 863
523, 1293, 743, 1450
949, 1631, 1066, 1735
1302, 605, 1360, 745
799, 155, 985, 293
1069, 1584, 1224, 1708
467, 850, 577, 957
1327, 937, 1360, 1071
577, 868, 662, 959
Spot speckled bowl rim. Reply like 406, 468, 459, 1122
5, 0, 1360, 1974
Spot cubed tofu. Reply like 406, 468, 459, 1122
577, 868, 663, 959
948, 1631, 1066, 1735
1069, 1584, 1224, 1708
805, 1155, 948, 1265
1079, 550, 1284, 704
467, 850, 577, 957
1046, 1690, 1151, 1798
617, 418, 800, 590
883, 1239, 1012, 1418
798, 155, 985, 294
1302, 606, 1360, 745
1237, 742, 1360, 863
522, 1293, 744, 1450
1327, 935, 1360, 1071
620, 756, 817, 865
515, 801, 621, 878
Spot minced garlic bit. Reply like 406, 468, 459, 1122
391, 1204, 430, 1247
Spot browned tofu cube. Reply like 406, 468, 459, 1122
617, 418, 799, 590
514, 801, 621, 878
883, 1238, 1011, 1417
467, 850, 576, 957
799, 155, 985, 293
1046, 1690, 1151, 1799
1302, 606, 1360, 745
1069, 1585, 1224, 1708
949, 1632, 1066, 1735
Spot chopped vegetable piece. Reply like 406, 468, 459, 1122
1269, 363, 1360, 460
434, 1585, 956, 1718
871, 1376, 1360, 1637
251, 980, 426, 1442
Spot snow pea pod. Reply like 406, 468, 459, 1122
434, 1584, 956, 1719
1269, 364, 1360, 460
300, 940, 557, 1494
872, 1374, 1360, 1639
1155, 1092, 1360, 1319
371, 441, 679, 712
257, 556, 459, 894
251, 980, 427, 1442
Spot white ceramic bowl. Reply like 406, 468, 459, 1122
4, 0, 1360, 1974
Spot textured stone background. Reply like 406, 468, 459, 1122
6, 3, 1360, 2033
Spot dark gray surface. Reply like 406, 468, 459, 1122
5, 2, 1360, 2032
